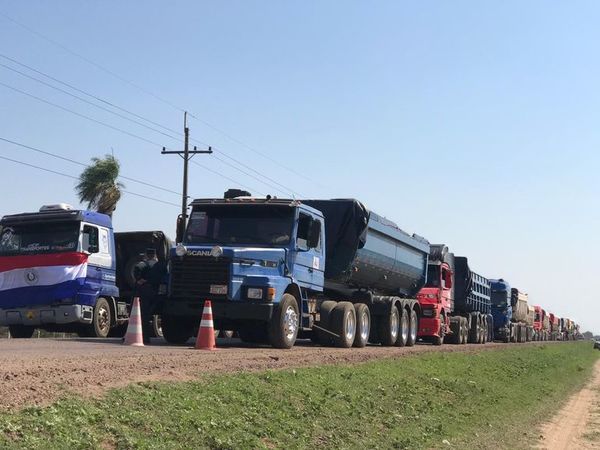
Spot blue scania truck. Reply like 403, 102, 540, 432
162, 194, 430, 349
0, 204, 170, 338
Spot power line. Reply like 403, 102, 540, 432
0, 12, 319, 188
0, 136, 182, 196
0, 11, 187, 114
0, 81, 166, 148
0, 154, 180, 208
0, 52, 303, 197
0, 53, 184, 138
0, 61, 183, 143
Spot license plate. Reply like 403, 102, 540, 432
210, 285, 228, 295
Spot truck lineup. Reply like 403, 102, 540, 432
0, 195, 582, 348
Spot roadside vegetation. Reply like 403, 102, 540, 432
0, 342, 597, 449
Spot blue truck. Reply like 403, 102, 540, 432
0, 204, 170, 338
161, 194, 430, 348
490, 279, 533, 343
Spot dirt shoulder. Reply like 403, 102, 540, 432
0, 338, 550, 410
537, 358, 600, 449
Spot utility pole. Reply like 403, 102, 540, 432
162, 111, 212, 241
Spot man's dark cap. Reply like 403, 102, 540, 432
145, 248, 157, 257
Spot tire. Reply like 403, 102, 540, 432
481, 320, 487, 344
330, 302, 356, 348
8, 325, 34, 338
150, 315, 163, 338
378, 305, 400, 346
395, 307, 409, 347
317, 300, 337, 346
406, 309, 418, 347
433, 314, 445, 346
352, 303, 370, 348
469, 313, 479, 343
161, 314, 193, 345
448, 317, 460, 344
80, 298, 112, 338
487, 316, 494, 342
268, 293, 299, 349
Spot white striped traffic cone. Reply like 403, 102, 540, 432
195, 300, 217, 350
123, 297, 144, 346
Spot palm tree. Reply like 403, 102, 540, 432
76, 155, 124, 217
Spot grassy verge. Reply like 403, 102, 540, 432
0, 342, 597, 449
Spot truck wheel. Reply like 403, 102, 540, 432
481, 320, 487, 344
151, 315, 163, 338
462, 318, 469, 344
487, 316, 494, 342
378, 305, 400, 346
395, 308, 409, 347
406, 309, 418, 347
317, 300, 337, 346
161, 315, 193, 345
268, 293, 299, 349
80, 298, 112, 338
352, 303, 370, 348
469, 313, 479, 343
8, 325, 35, 338
433, 314, 445, 346
330, 302, 356, 348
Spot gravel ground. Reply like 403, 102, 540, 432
0, 338, 549, 410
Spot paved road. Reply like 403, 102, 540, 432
0, 337, 551, 410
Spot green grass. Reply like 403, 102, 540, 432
0, 342, 597, 449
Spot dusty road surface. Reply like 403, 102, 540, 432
0, 338, 550, 410
537, 359, 600, 449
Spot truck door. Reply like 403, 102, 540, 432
293, 212, 324, 290
82, 224, 114, 293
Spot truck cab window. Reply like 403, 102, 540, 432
82, 225, 99, 253
297, 214, 311, 250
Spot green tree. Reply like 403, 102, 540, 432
76, 155, 124, 217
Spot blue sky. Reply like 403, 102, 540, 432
0, 1, 598, 332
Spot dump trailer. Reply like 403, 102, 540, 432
542, 310, 550, 340
0, 204, 170, 338
548, 313, 560, 341
527, 305, 535, 340
489, 281, 531, 343
163, 195, 429, 349
416, 245, 492, 345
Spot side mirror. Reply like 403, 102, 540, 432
307, 220, 321, 249
88, 245, 99, 254
176, 214, 184, 243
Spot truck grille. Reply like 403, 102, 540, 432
170, 256, 231, 300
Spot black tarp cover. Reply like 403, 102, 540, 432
302, 199, 369, 282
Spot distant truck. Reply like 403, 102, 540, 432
162, 194, 429, 349
548, 313, 560, 341
489, 281, 532, 343
0, 204, 170, 338
533, 306, 549, 341
416, 245, 493, 345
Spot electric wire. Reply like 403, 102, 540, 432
0, 136, 181, 196
0, 154, 181, 208
0, 52, 303, 197
0, 11, 187, 114
0, 14, 318, 188
0, 62, 183, 142
0, 52, 182, 136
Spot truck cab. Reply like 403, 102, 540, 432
163, 197, 325, 347
417, 254, 453, 344
489, 279, 512, 342
0, 204, 124, 337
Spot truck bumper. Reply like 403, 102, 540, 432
418, 317, 441, 337
164, 299, 275, 322
0, 304, 94, 326
494, 327, 510, 340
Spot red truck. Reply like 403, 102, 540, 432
548, 313, 560, 341
533, 306, 549, 341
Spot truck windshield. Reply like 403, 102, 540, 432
185, 205, 294, 246
425, 265, 440, 287
0, 222, 80, 256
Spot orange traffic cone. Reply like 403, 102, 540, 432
123, 297, 144, 346
195, 300, 217, 350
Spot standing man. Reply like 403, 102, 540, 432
134, 248, 166, 344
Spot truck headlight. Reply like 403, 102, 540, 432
210, 245, 223, 258
175, 243, 187, 257
247, 288, 263, 300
